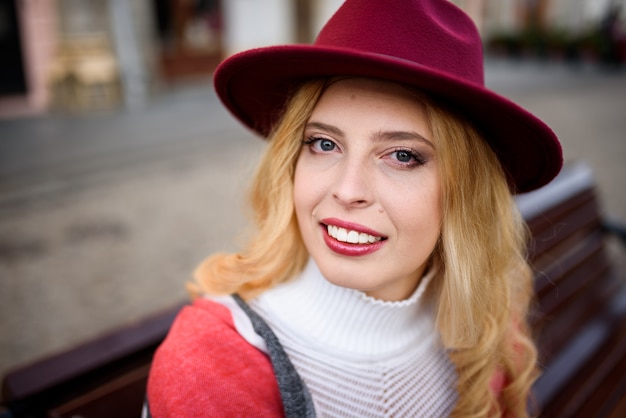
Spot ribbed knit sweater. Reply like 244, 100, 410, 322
248, 258, 458, 417
148, 259, 470, 416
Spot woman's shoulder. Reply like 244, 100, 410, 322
160, 297, 240, 343
147, 297, 284, 417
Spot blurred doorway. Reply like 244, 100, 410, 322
0, 0, 28, 96
295, 0, 314, 43
153, 0, 223, 81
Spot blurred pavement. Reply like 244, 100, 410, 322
1, 59, 625, 379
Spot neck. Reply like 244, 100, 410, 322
251, 258, 438, 358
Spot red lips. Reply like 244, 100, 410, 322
320, 218, 386, 256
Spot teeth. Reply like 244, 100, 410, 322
327, 225, 382, 244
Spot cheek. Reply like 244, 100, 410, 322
424, 181, 442, 230
293, 163, 305, 214
429, 182, 443, 227
387, 176, 442, 237
293, 155, 318, 217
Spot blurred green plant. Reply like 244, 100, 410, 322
486, 25, 621, 65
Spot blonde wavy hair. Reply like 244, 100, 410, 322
190, 78, 539, 417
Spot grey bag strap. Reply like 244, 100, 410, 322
233, 294, 316, 418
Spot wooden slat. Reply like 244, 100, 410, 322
530, 230, 613, 365
534, 313, 612, 410
607, 382, 626, 418
48, 364, 150, 418
537, 289, 626, 417
528, 192, 600, 266
537, 245, 609, 320
577, 330, 626, 417
1, 302, 184, 410
534, 271, 618, 364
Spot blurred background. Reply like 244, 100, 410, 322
0, 0, 625, 383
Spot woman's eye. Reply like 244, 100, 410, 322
387, 149, 426, 167
394, 150, 414, 163
318, 139, 336, 151
305, 137, 337, 152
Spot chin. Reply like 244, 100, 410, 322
317, 259, 380, 292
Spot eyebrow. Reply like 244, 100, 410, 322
374, 130, 434, 149
305, 121, 434, 149
306, 121, 344, 137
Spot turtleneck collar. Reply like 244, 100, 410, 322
250, 258, 438, 359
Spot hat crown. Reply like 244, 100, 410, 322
316, 0, 484, 85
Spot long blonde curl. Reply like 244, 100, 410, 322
422, 100, 539, 417
189, 80, 327, 299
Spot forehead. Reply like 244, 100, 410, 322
317, 77, 425, 106
309, 77, 431, 136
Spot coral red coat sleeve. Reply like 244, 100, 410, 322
147, 298, 285, 417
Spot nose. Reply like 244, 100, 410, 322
332, 159, 374, 208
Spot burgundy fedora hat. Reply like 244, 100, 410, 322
214, 0, 562, 193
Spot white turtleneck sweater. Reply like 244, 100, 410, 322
248, 258, 458, 417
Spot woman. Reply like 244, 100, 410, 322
147, 0, 562, 416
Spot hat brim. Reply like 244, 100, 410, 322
214, 45, 562, 193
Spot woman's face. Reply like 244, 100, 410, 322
294, 78, 442, 302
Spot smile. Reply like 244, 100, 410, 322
326, 225, 382, 244
320, 218, 387, 257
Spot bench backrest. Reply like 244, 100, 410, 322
519, 163, 626, 417
1, 303, 183, 417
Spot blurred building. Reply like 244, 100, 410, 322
459, 0, 626, 63
0, 0, 343, 118
0, 0, 155, 116
0, 0, 57, 117
452, 0, 626, 36
0, 0, 623, 118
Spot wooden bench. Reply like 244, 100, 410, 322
519, 162, 626, 417
0, 303, 184, 418
2, 162, 625, 417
